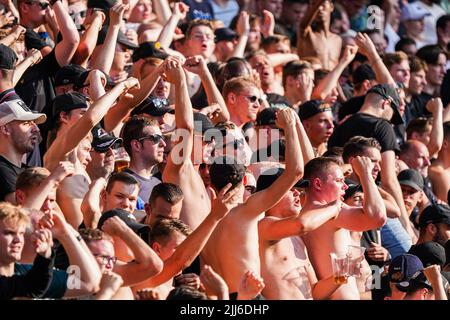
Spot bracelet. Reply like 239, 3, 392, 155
75, 234, 83, 242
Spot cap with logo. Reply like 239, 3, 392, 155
298, 100, 332, 121
367, 84, 403, 125
131, 96, 173, 117
54, 64, 88, 87
132, 42, 169, 62
0, 99, 46, 126
388, 253, 424, 283
91, 124, 122, 153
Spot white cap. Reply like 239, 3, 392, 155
0, 99, 46, 126
401, 3, 431, 21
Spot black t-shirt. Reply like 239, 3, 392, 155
404, 94, 432, 126
338, 95, 365, 122
15, 50, 60, 113
441, 72, 450, 108
328, 113, 399, 153
24, 28, 48, 51
0, 156, 26, 201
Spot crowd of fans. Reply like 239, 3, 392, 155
0, 0, 449, 300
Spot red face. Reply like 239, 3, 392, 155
313, 165, 348, 203
303, 111, 335, 147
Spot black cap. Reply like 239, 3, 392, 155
97, 208, 150, 238
409, 241, 447, 267
419, 204, 450, 228
352, 64, 376, 86
214, 28, 237, 43
132, 42, 169, 62
0, 44, 17, 70
367, 84, 403, 125
131, 96, 173, 117
97, 26, 139, 49
256, 167, 309, 192
444, 240, 450, 267
298, 100, 332, 121
52, 92, 88, 118
344, 179, 363, 200
91, 124, 122, 153
395, 270, 432, 292
388, 253, 424, 283
54, 64, 87, 87
194, 112, 214, 134
87, 0, 116, 11
398, 169, 424, 192
255, 108, 277, 126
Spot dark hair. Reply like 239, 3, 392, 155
218, 58, 253, 91
121, 115, 159, 156
409, 57, 428, 73
149, 218, 191, 246
282, 60, 313, 87
209, 156, 246, 191
444, 121, 450, 141
416, 45, 446, 65
79, 228, 113, 245
322, 146, 344, 165
406, 117, 432, 139
149, 183, 184, 206
436, 14, 450, 31
395, 37, 416, 52
16, 167, 50, 192
166, 285, 208, 300
342, 136, 381, 164
105, 172, 139, 193
303, 157, 340, 182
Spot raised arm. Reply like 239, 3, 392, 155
183, 56, 229, 122
52, 1, 80, 66
231, 11, 250, 59
157, 2, 189, 49
293, 112, 315, 164
335, 156, 386, 231
259, 200, 342, 241
102, 216, 163, 287
377, 186, 401, 218
13, 49, 42, 86
245, 108, 303, 215
153, 0, 172, 25
426, 98, 444, 157
299, 0, 324, 34
355, 33, 396, 86
72, 11, 105, 67
90, 3, 126, 74
312, 45, 358, 100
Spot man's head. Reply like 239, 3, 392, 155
282, 0, 308, 28
16, 167, 56, 215
54, 64, 89, 95
395, 37, 417, 58
222, 77, 261, 125
0, 99, 46, 154
312, 0, 333, 27
247, 51, 275, 92
139, 58, 170, 99
406, 117, 432, 145
261, 35, 291, 55
0, 44, 18, 84
121, 115, 165, 166
79, 228, 116, 273
214, 28, 238, 61
52, 92, 89, 131
399, 140, 431, 177
149, 218, 191, 261
145, 183, 183, 226
185, 19, 215, 59
102, 172, 140, 213
401, 2, 430, 39
17, 0, 49, 28
364, 29, 387, 55
383, 52, 410, 88
214, 122, 253, 166
254, 108, 282, 149
416, 45, 447, 87
364, 84, 403, 125
436, 14, 450, 47
343, 179, 363, 207
418, 204, 450, 246
408, 57, 428, 95
192, 113, 216, 165
0, 202, 29, 264
257, 0, 284, 20
352, 64, 377, 96
303, 157, 347, 203
283, 60, 314, 100
209, 156, 246, 196
342, 136, 382, 181
298, 100, 334, 147
398, 169, 424, 214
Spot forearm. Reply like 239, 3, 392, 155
361, 172, 386, 224
428, 111, 443, 156
153, 0, 172, 24
119, 229, 160, 271
0, 33, 18, 46
22, 177, 58, 210
199, 71, 230, 122
284, 124, 303, 176
378, 187, 401, 218
430, 279, 447, 300
91, 25, 120, 74
370, 54, 396, 86
296, 118, 315, 164
13, 58, 33, 86
267, 53, 298, 68
53, 1, 79, 43
311, 276, 340, 300
72, 18, 103, 67
312, 62, 346, 100
299, 0, 324, 31
175, 74, 194, 131
157, 15, 180, 48
80, 178, 105, 229
6, 0, 20, 20
231, 34, 248, 59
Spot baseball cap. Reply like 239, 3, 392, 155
418, 204, 450, 228
0, 44, 18, 70
97, 208, 150, 238
54, 64, 87, 87
87, 0, 116, 11
52, 92, 88, 118
367, 84, 403, 125
194, 112, 215, 134
344, 179, 363, 201
401, 2, 431, 22
409, 241, 447, 267
131, 96, 173, 117
298, 100, 332, 121
395, 270, 432, 292
97, 26, 139, 49
352, 64, 376, 86
388, 253, 424, 283
256, 167, 309, 192
255, 108, 277, 127
214, 28, 237, 43
132, 42, 169, 62
0, 99, 46, 126
91, 124, 122, 153
398, 169, 424, 192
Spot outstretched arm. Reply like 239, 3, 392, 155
426, 98, 444, 157
157, 2, 189, 48
52, 1, 80, 66
13, 49, 42, 86
299, 0, 325, 34
72, 11, 105, 67
231, 11, 250, 59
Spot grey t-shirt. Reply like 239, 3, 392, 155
124, 168, 161, 203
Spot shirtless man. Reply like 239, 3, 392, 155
44, 78, 139, 228
301, 157, 387, 300
257, 168, 345, 299
162, 58, 212, 230
203, 108, 304, 296
297, 0, 342, 71
429, 122, 450, 202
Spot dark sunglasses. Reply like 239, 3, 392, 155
222, 138, 245, 150
245, 95, 263, 104
26, 1, 49, 9
151, 97, 170, 109
138, 134, 164, 144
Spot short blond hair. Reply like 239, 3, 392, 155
222, 77, 259, 100
0, 202, 29, 227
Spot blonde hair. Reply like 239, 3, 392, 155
0, 202, 30, 227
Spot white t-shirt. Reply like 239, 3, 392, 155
415, 1, 446, 46
385, 23, 401, 53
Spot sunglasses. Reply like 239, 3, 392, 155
26, 1, 49, 9
222, 138, 245, 150
138, 133, 164, 144
150, 97, 170, 109
244, 95, 263, 105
